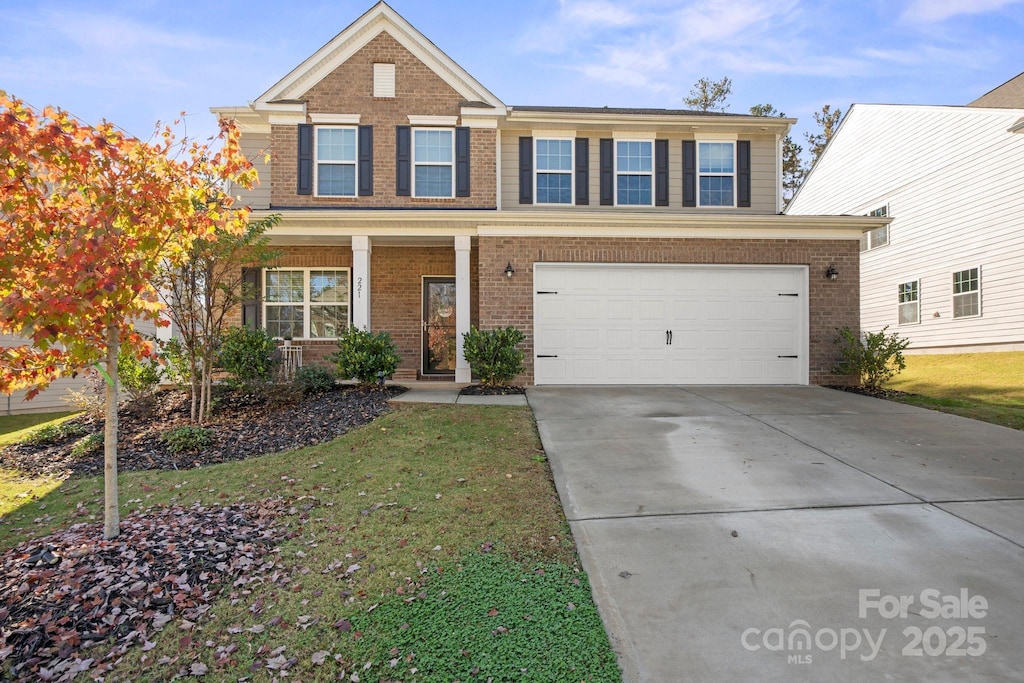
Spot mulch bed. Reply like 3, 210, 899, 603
0, 385, 407, 478
0, 499, 292, 682
825, 384, 911, 400
459, 384, 527, 396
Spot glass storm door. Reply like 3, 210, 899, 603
422, 277, 457, 375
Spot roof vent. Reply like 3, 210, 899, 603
373, 63, 395, 98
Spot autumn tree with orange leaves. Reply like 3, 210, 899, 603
0, 93, 256, 539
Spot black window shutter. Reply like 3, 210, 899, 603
599, 138, 614, 206
455, 127, 471, 197
683, 140, 696, 207
655, 139, 669, 206
241, 267, 262, 330
357, 125, 373, 196
737, 140, 751, 207
297, 124, 313, 195
395, 126, 411, 196
518, 137, 533, 204
575, 138, 589, 205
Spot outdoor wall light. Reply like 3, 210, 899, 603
825, 264, 839, 280
504, 261, 515, 279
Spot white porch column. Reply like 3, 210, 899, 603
454, 235, 472, 383
351, 236, 372, 330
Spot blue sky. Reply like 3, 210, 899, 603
2, 0, 1022, 162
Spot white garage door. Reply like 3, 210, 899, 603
534, 264, 808, 385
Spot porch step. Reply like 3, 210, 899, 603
391, 369, 418, 382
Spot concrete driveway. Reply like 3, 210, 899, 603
528, 386, 1024, 682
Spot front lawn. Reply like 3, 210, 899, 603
0, 403, 620, 682
888, 351, 1024, 430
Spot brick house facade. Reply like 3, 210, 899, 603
214, 2, 885, 386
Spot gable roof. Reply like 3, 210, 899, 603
969, 71, 1024, 108
256, 1, 503, 109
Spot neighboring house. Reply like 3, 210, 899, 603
213, 2, 883, 386
787, 73, 1024, 353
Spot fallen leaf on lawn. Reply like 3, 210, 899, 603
312, 650, 330, 665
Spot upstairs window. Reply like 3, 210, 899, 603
315, 127, 357, 196
952, 267, 981, 318
264, 269, 350, 339
698, 142, 735, 206
413, 128, 453, 197
535, 139, 573, 204
898, 280, 920, 325
616, 140, 652, 206
861, 205, 889, 252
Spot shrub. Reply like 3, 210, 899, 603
218, 327, 277, 386
22, 420, 88, 446
833, 326, 911, 390
295, 364, 337, 394
160, 426, 213, 454
462, 325, 525, 385
117, 348, 162, 401
331, 327, 400, 386
62, 370, 105, 418
70, 432, 103, 458
159, 336, 192, 387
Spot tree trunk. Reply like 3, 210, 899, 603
103, 323, 120, 540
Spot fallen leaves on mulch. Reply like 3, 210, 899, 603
1, 385, 407, 478
459, 384, 526, 396
825, 384, 911, 400
0, 499, 290, 682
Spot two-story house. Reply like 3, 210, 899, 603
787, 73, 1024, 354
213, 2, 884, 386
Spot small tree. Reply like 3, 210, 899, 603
462, 326, 525, 386
806, 104, 843, 168
833, 326, 911, 390
749, 103, 806, 205
684, 76, 732, 112
331, 327, 400, 386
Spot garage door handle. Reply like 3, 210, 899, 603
537, 354, 558, 358
666, 330, 673, 345
778, 355, 798, 358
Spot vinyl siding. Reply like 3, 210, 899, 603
789, 104, 1024, 350
500, 130, 778, 213
235, 131, 272, 210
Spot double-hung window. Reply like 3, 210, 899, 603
535, 139, 573, 204
264, 269, 350, 339
952, 267, 981, 318
616, 140, 652, 206
698, 142, 735, 206
861, 205, 889, 251
898, 280, 920, 325
413, 128, 453, 197
316, 127, 357, 196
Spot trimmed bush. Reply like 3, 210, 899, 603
218, 327, 277, 386
295, 364, 337, 394
331, 327, 401, 386
118, 348, 162, 401
160, 426, 213, 454
833, 326, 911, 390
462, 325, 525, 385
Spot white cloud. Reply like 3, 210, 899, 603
560, 0, 640, 27
901, 0, 1024, 23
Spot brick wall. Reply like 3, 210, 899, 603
477, 236, 859, 386
270, 32, 496, 209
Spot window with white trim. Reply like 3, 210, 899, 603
535, 139, 573, 204
698, 142, 735, 207
264, 269, 350, 339
861, 205, 889, 252
952, 267, 981, 318
898, 280, 920, 325
616, 140, 652, 206
413, 128, 453, 197
315, 127, 357, 196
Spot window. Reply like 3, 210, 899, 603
535, 139, 573, 204
264, 269, 350, 339
861, 205, 889, 252
413, 129, 453, 197
315, 127, 357, 196
616, 140, 652, 206
898, 280, 920, 325
698, 142, 735, 206
952, 267, 981, 318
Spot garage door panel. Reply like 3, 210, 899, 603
534, 264, 807, 385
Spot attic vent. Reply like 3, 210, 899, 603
373, 63, 395, 98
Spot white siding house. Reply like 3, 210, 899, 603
787, 102, 1024, 353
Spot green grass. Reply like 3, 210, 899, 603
888, 351, 1024, 430
0, 411, 81, 517
0, 403, 621, 682
0, 410, 79, 446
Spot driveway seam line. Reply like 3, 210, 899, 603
568, 500, 932, 523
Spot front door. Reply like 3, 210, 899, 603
422, 277, 457, 375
